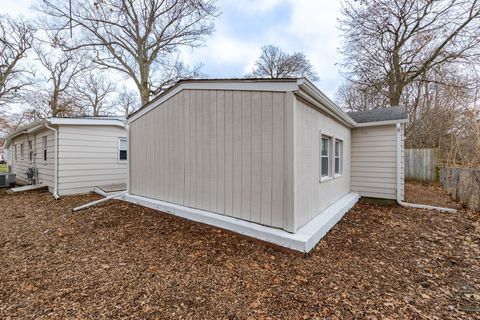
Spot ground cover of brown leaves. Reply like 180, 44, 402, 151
0, 183, 479, 319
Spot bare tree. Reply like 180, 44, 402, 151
336, 82, 388, 111
0, 15, 35, 106
340, 0, 480, 106
248, 45, 319, 80
38, 0, 218, 105
33, 45, 86, 117
74, 72, 116, 116
115, 86, 140, 116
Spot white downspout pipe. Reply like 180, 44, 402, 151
44, 122, 60, 199
73, 191, 127, 212
126, 120, 130, 194
396, 123, 456, 213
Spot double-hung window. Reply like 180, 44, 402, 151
28, 140, 33, 162
42, 136, 48, 162
321, 135, 331, 179
334, 139, 343, 176
118, 138, 128, 161
14, 144, 17, 161
20, 143, 24, 160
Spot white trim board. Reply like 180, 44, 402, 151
356, 119, 409, 127
127, 80, 299, 123
120, 192, 360, 253
49, 118, 125, 127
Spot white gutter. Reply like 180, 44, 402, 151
396, 123, 456, 213
296, 79, 358, 128
49, 117, 125, 127
357, 118, 409, 127
126, 121, 130, 193
44, 122, 60, 200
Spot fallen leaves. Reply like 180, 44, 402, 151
0, 184, 478, 319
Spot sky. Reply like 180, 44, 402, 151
1, 0, 345, 98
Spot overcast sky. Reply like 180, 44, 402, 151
2, 0, 345, 98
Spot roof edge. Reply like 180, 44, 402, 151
356, 118, 409, 127
296, 79, 358, 128
127, 79, 300, 122
3, 117, 126, 149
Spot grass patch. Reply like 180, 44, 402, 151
0, 163, 8, 173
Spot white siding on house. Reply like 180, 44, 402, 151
293, 97, 352, 230
57, 125, 127, 195
11, 128, 55, 192
129, 89, 289, 230
351, 124, 404, 200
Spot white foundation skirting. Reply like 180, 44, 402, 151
120, 192, 360, 253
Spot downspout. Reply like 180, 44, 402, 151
396, 123, 456, 213
126, 120, 130, 194
44, 122, 60, 200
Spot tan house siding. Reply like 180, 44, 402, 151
293, 97, 352, 230
57, 125, 127, 195
351, 124, 403, 199
11, 128, 55, 191
129, 89, 289, 230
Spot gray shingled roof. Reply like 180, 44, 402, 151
347, 106, 407, 123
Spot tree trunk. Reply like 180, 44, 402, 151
388, 49, 404, 106
139, 57, 150, 106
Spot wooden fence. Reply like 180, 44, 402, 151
440, 167, 480, 211
404, 148, 439, 182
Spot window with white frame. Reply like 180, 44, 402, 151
118, 137, 127, 161
335, 139, 343, 176
20, 143, 24, 160
321, 135, 331, 178
28, 140, 33, 162
42, 136, 48, 162
14, 144, 17, 161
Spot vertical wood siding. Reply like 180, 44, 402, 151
129, 89, 288, 230
351, 124, 402, 199
57, 125, 127, 195
293, 98, 352, 230
11, 128, 55, 191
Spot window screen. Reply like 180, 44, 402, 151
28, 140, 33, 162
119, 138, 128, 161
43, 136, 48, 162
321, 136, 330, 177
335, 140, 342, 175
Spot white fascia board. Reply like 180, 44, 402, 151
120, 192, 359, 253
356, 118, 409, 127
48, 118, 126, 127
3, 121, 47, 148
296, 79, 358, 128
128, 80, 299, 123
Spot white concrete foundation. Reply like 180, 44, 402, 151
120, 192, 360, 253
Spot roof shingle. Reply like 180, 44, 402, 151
347, 106, 407, 123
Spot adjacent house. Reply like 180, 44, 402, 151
123, 78, 408, 253
0, 138, 5, 163
3, 117, 127, 196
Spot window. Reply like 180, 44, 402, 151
321, 135, 331, 179
118, 138, 127, 161
28, 140, 33, 162
42, 136, 48, 162
335, 139, 343, 176
20, 143, 24, 160
14, 144, 17, 161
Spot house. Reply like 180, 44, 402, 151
0, 138, 5, 163
122, 78, 408, 253
3, 117, 128, 197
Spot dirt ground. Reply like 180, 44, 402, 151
0, 183, 479, 319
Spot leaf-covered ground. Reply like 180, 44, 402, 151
0, 182, 478, 319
